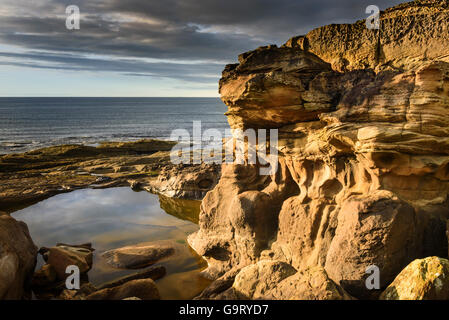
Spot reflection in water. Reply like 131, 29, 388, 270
158, 194, 201, 224
12, 187, 211, 300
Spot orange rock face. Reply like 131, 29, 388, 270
189, 0, 449, 299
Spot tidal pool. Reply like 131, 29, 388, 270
12, 187, 211, 300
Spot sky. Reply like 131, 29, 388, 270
0, 0, 405, 97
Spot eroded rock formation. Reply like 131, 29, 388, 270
189, 0, 449, 299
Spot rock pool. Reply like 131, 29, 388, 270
12, 187, 211, 300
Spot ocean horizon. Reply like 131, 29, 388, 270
0, 97, 229, 154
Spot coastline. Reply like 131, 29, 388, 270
0, 138, 221, 300
0, 139, 220, 212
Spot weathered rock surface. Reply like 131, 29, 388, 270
223, 260, 351, 300
266, 266, 353, 300
324, 191, 421, 297
380, 256, 449, 300
0, 215, 37, 299
232, 260, 297, 299
101, 240, 176, 269
41, 244, 94, 280
283, 0, 449, 73
147, 163, 221, 200
190, 0, 449, 300
86, 279, 160, 300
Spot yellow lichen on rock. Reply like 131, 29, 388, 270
380, 256, 449, 300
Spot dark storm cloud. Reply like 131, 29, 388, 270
102, 0, 405, 40
0, 51, 222, 83
0, 0, 405, 82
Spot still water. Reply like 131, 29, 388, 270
12, 187, 211, 300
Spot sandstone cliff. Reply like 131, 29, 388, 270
189, 0, 449, 299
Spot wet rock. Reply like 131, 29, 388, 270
86, 279, 160, 300
0, 215, 37, 299
129, 180, 143, 190
101, 240, 175, 269
41, 244, 94, 280
98, 266, 166, 290
95, 176, 112, 184
32, 264, 57, 287
380, 257, 449, 300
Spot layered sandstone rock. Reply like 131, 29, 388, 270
284, 0, 449, 73
190, 0, 449, 299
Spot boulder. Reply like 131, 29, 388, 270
42, 243, 94, 280
101, 240, 175, 269
266, 266, 353, 300
86, 279, 160, 300
32, 264, 57, 287
232, 261, 297, 299
0, 215, 37, 299
147, 163, 221, 200
380, 257, 449, 300
325, 191, 421, 298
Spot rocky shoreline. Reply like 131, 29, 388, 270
0, 139, 220, 300
4, 0, 449, 301
0, 139, 221, 212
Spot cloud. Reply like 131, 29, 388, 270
0, 0, 406, 84
0, 51, 223, 83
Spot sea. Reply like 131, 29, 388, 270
0, 97, 229, 154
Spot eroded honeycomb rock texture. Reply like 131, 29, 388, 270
188, 0, 449, 299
